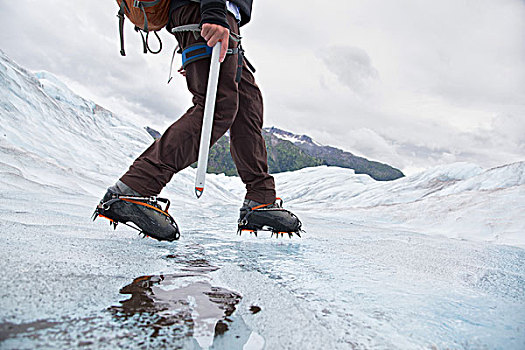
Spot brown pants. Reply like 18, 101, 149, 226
120, 4, 276, 204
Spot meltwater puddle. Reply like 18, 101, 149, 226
108, 255, 264, 350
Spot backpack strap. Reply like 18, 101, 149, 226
135, 27, 162, 54
117, 1, 130, 56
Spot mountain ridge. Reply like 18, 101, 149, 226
264, 127, 404, 181
146, 126, 404, 181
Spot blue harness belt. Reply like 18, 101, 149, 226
181, 43, 213, 68
180, 43, 255, 83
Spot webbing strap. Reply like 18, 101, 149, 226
101, 195, 172, 218
133, 0, 163, 32
136, 28, 162, 54
118, 1, 129, 56
172, 24, 202, 41
133, 0, 162, 8
171, 24, 201, 33
181, 43, 213, 68
167, 44, 180, 84
181, 44, 240, 68
236, 45, 244, 83
171, 24, 242, 42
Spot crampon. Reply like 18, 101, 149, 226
92, 191, 180, 242
237, 198, 303, 238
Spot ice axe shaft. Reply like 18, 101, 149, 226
195, 42, 222, 198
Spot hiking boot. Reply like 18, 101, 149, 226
93, 181, 180, 241
238, 198, 302, 237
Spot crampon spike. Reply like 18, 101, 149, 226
238, 228, 258, 236
269, 230, 301, 239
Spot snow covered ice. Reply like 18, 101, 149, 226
1, 51, 524, 349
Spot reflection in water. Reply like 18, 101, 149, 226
110, 260, 242, 349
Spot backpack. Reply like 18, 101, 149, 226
116, 0, 171, 56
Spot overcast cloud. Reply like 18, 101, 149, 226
1, 0, 524, 174
319, 46, 379, 95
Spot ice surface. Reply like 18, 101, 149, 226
0, 51, 524, 349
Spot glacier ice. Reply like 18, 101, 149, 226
0, 50, 524, 349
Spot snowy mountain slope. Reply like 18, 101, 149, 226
0, 50, 239, 206
0, 51, 145, 190
276, 162, 524, 246
1, 51, 524, 349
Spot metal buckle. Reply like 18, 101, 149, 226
133, 0, 141, 8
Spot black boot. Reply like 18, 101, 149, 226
238, 198, 302, 237
93, 181, 180, 241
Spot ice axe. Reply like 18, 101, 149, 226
195, 42, 221, 198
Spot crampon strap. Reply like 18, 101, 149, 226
250, 197, 283, 211
95, 195, 173, 222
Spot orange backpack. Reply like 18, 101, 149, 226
116, 0, 171, 56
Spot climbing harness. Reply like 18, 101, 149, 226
168, 24, 255, 83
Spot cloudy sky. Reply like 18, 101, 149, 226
1, 0, 524, 174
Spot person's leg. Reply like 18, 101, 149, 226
229, 53, 303, 235
230, 64, 276, 204
119, 4, 240, 196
